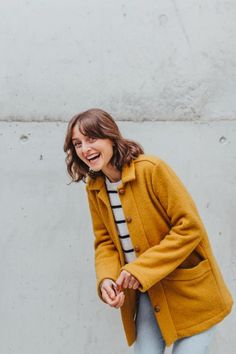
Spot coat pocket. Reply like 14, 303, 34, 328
165, 259, 211, 281
162, 259, 225, 330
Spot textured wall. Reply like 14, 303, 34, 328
0, 121, 235, 354
1, 1, 236, 353
1, 0, 236, 122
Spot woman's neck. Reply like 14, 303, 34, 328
103, 165, 121, 182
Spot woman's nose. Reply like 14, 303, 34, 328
81, 142, 91, 153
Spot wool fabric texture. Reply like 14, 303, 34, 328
86, 155, 233, 347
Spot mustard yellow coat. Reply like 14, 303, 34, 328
86, 155, 233, 346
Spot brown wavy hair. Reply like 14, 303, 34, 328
64, 108, 144, 182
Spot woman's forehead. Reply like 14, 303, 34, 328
72, 124, 85, 139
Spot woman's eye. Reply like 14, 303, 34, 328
74, 142, 82, 148
88, 137, 96, 143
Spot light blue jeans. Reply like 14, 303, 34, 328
134, 292, 216, 354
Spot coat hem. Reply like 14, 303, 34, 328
171, 305, 233, 346
127, 305, 233, 347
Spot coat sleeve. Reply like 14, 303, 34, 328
86, 188, 121, 298
121, 160, 208, 292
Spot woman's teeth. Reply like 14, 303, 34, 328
88, 153, 100, 161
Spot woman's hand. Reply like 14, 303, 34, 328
100, 279, 125, 308
116, 270, 140, 291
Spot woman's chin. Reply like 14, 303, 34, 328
89, 165, 102, 172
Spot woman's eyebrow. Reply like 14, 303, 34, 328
72, 138, 80, 142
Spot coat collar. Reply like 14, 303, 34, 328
87, 159, 136, 191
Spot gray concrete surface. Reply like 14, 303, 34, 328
0, 121, 235, 354
0, 0, 236, 122
1, 0, 236, 353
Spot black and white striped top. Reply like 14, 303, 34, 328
105, 178, 136, 264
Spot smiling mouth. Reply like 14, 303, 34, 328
87, 153, 100, 162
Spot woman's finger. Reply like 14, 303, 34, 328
116, 270, 139, 290
102, 288, 117, 306
133, 280, 140, 289
101, 281, 117, 300
108, 292, 123, 308
114, 293, 125, 309
128, 276, 136, 289
129, 276, 140, 289
122, 273, 130, 289
116, 271, 126, 291
119, 292, 125, 307
101, 289, 114, 305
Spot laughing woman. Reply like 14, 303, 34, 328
64, 108, 233, 354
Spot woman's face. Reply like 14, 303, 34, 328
72, 124, 114, 174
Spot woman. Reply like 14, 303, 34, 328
64, 108, 233, 354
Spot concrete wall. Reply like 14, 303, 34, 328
1, 1, 236, 354
1, 121, 235, 354
1, 0, 236, 121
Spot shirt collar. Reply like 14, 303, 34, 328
87, 159, 136, 191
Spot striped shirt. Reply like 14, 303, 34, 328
105, 178, 136, 264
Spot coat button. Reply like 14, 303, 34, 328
154, 305, 161, 313
126, 217, 132, 223
119, 189, 125, 195
134, 245, 140, 252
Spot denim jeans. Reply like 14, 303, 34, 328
134, 292, 216, 354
